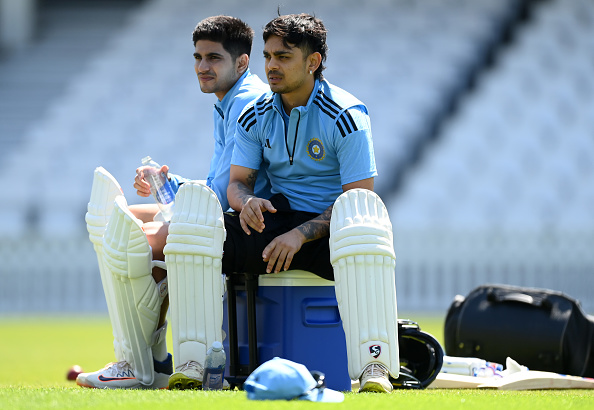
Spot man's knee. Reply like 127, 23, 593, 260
142, 221, 169, 261
130, 204, 161, 224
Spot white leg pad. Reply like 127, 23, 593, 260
330, 189, 399, 380
102, 196, 163, 385
85, 166, 125, 361
164, 182, 225, 368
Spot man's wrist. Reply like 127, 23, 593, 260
292, 227, 307, 243
241, 195, 257, 209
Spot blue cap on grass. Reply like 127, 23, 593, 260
244, 358, 344, 402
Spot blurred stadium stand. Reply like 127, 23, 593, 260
0, 0, 592, 314
389, 0, 594, 313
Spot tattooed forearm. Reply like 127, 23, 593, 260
228, 166, 261, 212
296, 205, 333, 241
231, 183, 254, 207
231, 169, 258, 207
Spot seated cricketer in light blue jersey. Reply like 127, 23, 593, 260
224, 14, 397, 395
232, 78, 376, 214
77, 16, 271, 392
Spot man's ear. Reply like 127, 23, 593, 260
237, 54, 249, 75
307, 52, 322, 74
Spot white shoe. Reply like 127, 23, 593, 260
359, 363, 393, 393
76, 354, 172, 390
169, 361, 204, 390
168, 360, 231, 390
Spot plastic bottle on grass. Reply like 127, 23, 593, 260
203, 341, 226, 390
141, 156, 175, 222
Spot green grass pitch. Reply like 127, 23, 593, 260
1, 314, 593, 409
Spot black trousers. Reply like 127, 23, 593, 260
221, 194, 334, 281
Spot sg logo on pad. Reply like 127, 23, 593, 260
369, 345, 381, 358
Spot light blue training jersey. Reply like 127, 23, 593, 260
232, 79, 377, 214
169, 69, 271, 211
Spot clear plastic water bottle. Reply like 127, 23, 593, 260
203, 341, 226, 390
140, 156, 175, 222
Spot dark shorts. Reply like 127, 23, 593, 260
221, 194, 334, 281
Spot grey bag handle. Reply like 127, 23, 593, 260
486, 288, 551, 310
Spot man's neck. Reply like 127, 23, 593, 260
280, 79, 316, 114
215, 70, 246, 102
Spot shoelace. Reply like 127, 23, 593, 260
176, 360, 203, 374
104, 361, 133, 377
363, 363, 388, 378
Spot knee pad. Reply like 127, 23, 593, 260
86, 166, 123, 246
330, 189, 399, 380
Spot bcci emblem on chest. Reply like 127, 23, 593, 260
307, 138, 325, 161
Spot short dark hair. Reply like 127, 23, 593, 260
192, 15, 254, 59
263, 13, 328, 80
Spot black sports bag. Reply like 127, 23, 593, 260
444, 284, 594, 377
